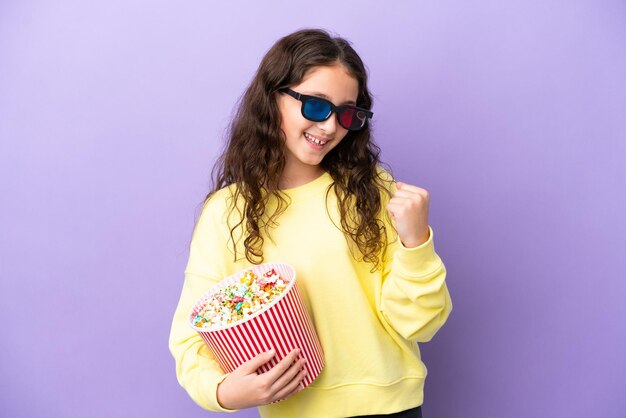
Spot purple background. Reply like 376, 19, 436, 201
1, 1, 625, 417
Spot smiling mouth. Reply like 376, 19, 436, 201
304, 132, 330, 146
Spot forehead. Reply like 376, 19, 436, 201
293, 65, 359, 105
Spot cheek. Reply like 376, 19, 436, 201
278, 99, 300, 132
329, 134, 347, 151
292, 118, 315, 136
282, 109, 306, 133
336, 129, 350, 143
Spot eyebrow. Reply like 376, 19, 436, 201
302, 91, 357, 106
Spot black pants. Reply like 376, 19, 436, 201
349, 405, 422, 418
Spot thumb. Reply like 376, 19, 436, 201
395, 181, 404, 190
240, 349, 276, 374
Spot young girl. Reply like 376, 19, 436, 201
169, 28, 452, 418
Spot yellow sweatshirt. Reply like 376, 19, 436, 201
168, 169, 452, 418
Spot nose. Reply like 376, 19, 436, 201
316, 111, 339, 136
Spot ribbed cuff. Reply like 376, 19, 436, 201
393, 226, 442, 280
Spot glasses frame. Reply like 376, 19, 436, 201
278, 87, 373, 131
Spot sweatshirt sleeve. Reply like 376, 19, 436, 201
379, 226, 453, 343
375, 167, 453, 343
168, 195, 239, 413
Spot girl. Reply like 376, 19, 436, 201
169, 28, 452, 418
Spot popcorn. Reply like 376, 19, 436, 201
193, 268, 290, 329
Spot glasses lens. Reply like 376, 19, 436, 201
303, 98, 331, 121
338, 107, 368, 130
338, 107, 355, 129
354, 110, 368, 129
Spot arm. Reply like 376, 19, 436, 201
379, 225, 453, 343
376, 171, 453, 343
168, 196, 238, 412
168, 192, 309, 410
168, 272, 238, 412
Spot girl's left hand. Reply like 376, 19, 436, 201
386, 181, 430, 248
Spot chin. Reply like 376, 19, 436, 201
301, 159, 323, 166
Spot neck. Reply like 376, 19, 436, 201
279, 162, 325, 189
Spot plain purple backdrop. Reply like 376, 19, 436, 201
1, 1, 625, 417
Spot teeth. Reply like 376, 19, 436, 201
304, 132, 328, 146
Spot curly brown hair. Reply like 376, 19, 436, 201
199, 28, 394, 271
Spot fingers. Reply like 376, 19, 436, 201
394, 182, 429, 197
271, 366, 307, 402
262, 348, 301, 383
388, 182, 429, 212
271, 356, 306, 393
240, 349, 276, 374
387, 196, 425, 213
236, 348, 307, 405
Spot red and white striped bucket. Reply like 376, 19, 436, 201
188, 263, 324, 388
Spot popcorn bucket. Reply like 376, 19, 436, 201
188, 263, 324, 388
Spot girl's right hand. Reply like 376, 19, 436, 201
216, 348, 308, 410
